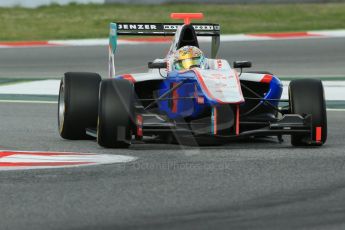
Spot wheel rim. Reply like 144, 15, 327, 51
58, 83, 65, 133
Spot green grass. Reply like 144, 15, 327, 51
0, 3, 345, 41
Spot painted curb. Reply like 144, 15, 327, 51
1, 29, 345, 48
0, 150, 136, 171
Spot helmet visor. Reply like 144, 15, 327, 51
175, 57, 201, 70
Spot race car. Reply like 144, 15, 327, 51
58, 13, 327, 148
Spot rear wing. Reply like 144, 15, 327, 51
108, 13, 221, 77
115, 22, 220, 36
109, 22, 220, 57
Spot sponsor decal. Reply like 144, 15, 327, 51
210, 73, 226, 80
217, 59, 222, 69
117, 23, 158, 30
193, 69, 244, 104
164, 24, 216, 31
117, 23, 217, 31
214, 25, 220, 30
193, 25, 215, 30
164, 25, 180, 30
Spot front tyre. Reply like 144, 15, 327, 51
58, 72, 101, 140
289, 79, 327, 146
97, 79, 135, 148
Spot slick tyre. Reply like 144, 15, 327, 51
97, 79, 135, 148
289, 79, 327, 146
58, 72, 101, 140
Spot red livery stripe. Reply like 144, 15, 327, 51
122, 74, 136, 83
197, 96, 204, 104
213, 107, 218, 135
261, 74, 273, 83
236, 104, 240, 135
316, 126, 322, 142
172, 83, 179, 113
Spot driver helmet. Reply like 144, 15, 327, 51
173, 46, 205, 70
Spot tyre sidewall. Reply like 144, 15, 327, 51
289, 79, 327, 145
97, 79, 135, 148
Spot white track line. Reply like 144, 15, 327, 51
0, 100, 57, 104
1, 79, 345, 99
0, 79, 59, 95
326, 109, 345, 112
0, 80, 344, 109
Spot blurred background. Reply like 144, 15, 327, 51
0, 0, 344, 78
1, 0, 345, 8
1, 2, 345, 230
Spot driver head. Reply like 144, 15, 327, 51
173, 46, 205, 71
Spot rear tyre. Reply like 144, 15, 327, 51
58, 72, 101, 140
289, 79, 327, 146
97, 79, 135, 148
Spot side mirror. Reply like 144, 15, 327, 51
148, 62, 167, 69
233, 61, 252, 69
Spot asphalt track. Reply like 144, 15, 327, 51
1, 37, 345, 230
0, 37, 345, 78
